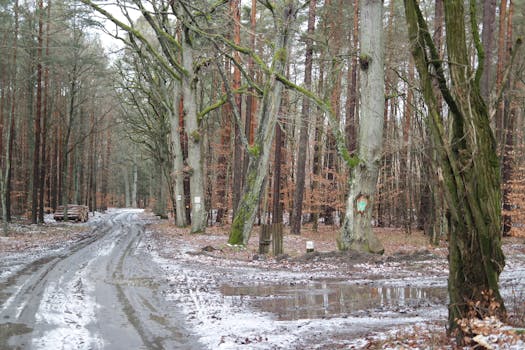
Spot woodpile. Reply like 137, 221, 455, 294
53, 205, 89, 222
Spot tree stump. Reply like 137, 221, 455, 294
259, 224, 272, 254
271, 223, 283, 256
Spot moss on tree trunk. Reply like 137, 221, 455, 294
404, 0, 506, 343
227, 1, 296, 246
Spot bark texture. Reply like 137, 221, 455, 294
404, 0, 506, 341
171, 86, 187, 227
181, 30, 206, 233
339, 0, 384, 254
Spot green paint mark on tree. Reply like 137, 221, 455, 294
356, 195, 368, 214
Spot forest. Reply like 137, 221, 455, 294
1, 0, 525, 346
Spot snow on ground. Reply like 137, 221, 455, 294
146, 223, 525, 349
32, 268, 104, 349
0, 210, 114, 284
148, 231, 450, 349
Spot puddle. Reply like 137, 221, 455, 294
221, 281, 447, 320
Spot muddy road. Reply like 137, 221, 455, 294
0, 210, 199, 350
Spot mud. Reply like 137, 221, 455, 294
0, 209, 199, 349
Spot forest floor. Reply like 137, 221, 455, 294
1, 210, 524, 349
149, 220, 525, 349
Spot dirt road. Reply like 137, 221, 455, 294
0, 210, 199, 349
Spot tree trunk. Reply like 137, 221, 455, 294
171, 86, 187, 227
291, 0, 316, 235
100, 128, 111, 211
345, 0, 359, 153
502, 97, 516, 236
494, 0, 508, 143
404, 0, 506, 341
403, 57, 414, 232
38, 1, 50, 223
231, 0, 243, 218
228, 1, 296, 245
32, 0, 45, 224
243, 0, 257, 192
1, 0, 19, 235
132, 161, 138, 207
272, 122, 283, 224
91, 137, 97, 212
181, 27, 206, 233
501, 0, 514, 236
480, 0, 496, 101
124, 167, 131, 207
311, 61, 326, 231
339, 0, 385, 254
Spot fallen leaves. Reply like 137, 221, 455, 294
459, 316, 525, 349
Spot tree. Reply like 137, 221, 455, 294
338, 0, 385, 254
180, 22, 206, 233
290, 0, 317, 235
31, 0, 45, 224
227, 0, 298, 245
0, 0, 19, 235
171, 84, 187, 227
80, 0, 211, 232
404, 0, 506, 341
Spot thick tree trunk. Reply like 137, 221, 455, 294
339, 0, 385, 254
181, 28, 206, 233
291, 0, 316, 235
404, 0, 506, 341
228, 1, 296, 245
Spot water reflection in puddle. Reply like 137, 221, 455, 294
221, 281, 447, 320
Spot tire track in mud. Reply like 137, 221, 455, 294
0, 223, 112, 347
0, 210, 200, 349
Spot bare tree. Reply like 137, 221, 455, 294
404, 0, 507, 341
339, 0, 385, 254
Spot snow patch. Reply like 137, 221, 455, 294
150, 245, 447, 349
32, 267, 104, 349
